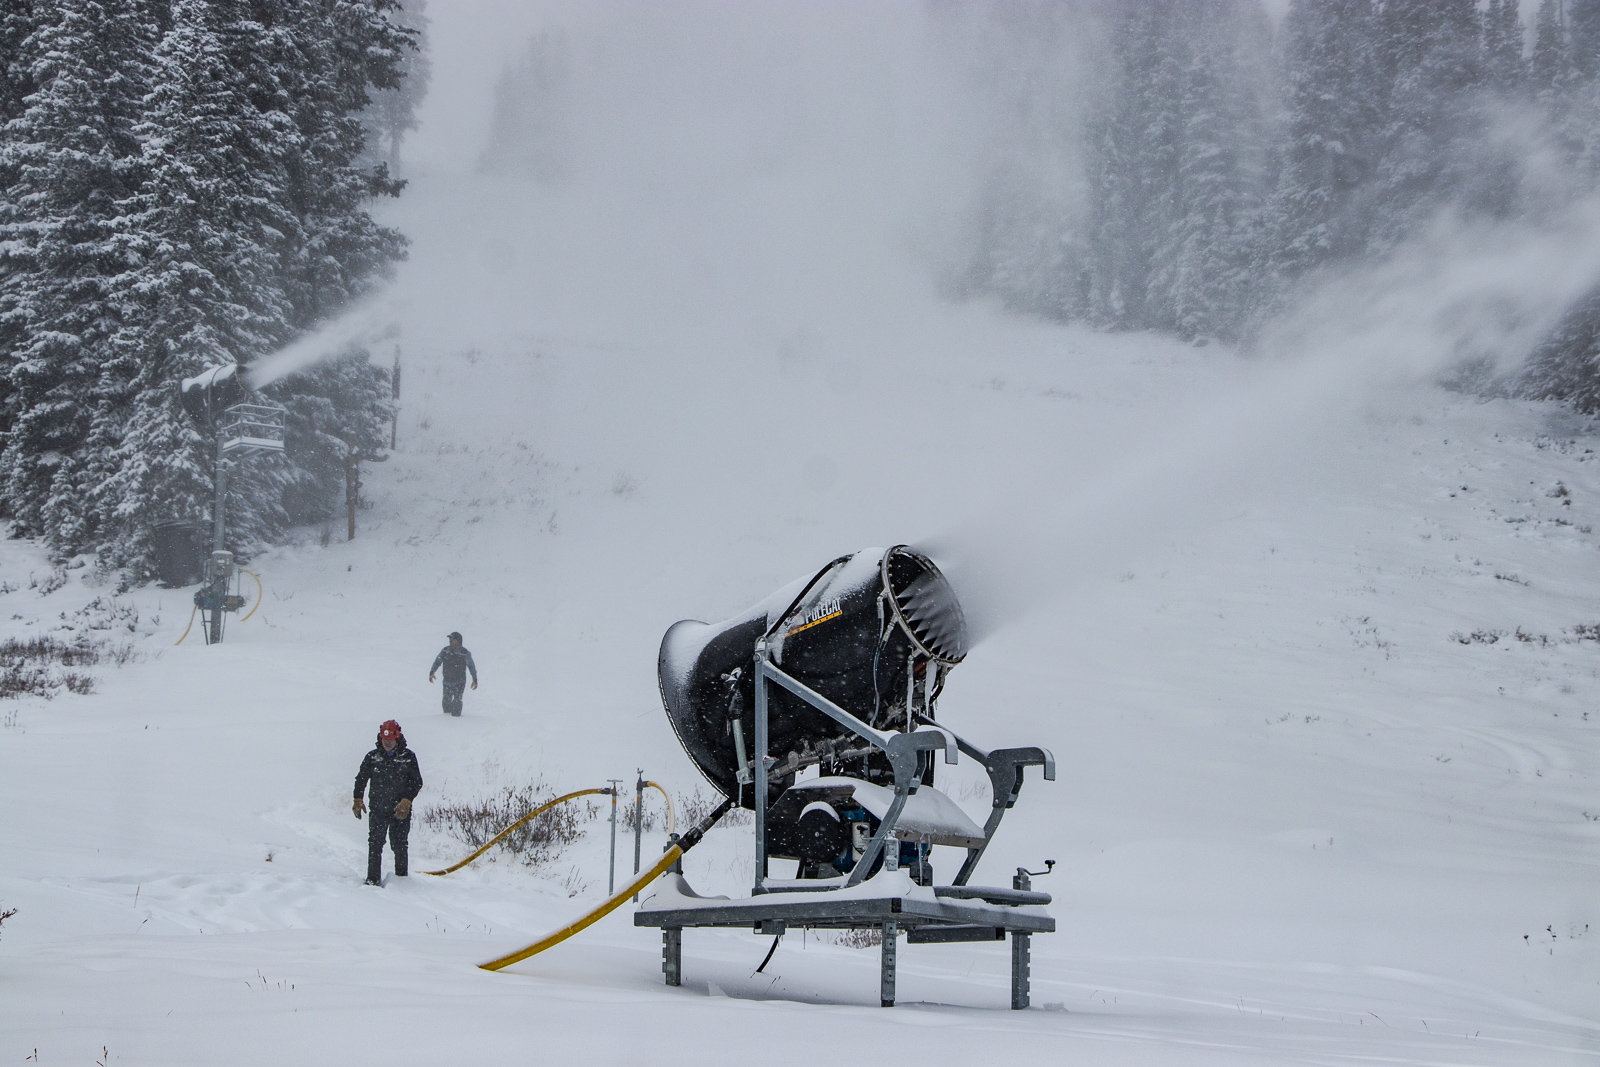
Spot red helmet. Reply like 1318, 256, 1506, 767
378, 719, 402, 739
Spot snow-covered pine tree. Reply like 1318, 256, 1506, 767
1143, 0, 1273, 341
1531, 0, 1572, 100
246, 0, 406, 534
254, 0, 410, 334
1482, 0, 1527, 97
76, 0, 409, 576
1084, 1, 1182, 329
1083, 0, 1271, 341
93, 0, 300, 568
0, 0, 162, 552
360, 0, 429, 172
273, 351, 392, 528
1268, 0, 1384, 286
1366, 0, 1489, 250
0, 1, 37, 124
1569, 0, 1600, 79
478, 27, 572, 184
934, 1, 1093, 322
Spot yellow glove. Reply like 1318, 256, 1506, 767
394, 797, 412, 820
352, 797, 366, 819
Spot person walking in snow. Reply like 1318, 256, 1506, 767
353, 719, 423, 886
429, 631, 478, 717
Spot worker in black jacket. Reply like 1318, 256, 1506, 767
353, 719, 423, 885
428, 631, 478, 717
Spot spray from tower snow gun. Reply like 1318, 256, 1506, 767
177, 364, 285, 645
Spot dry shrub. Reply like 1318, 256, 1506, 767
0, 637, 102, 699
828, 928, 882, 949
675, 785, 751, 829
422, 780, 597, 869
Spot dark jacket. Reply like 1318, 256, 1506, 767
431, 644, 478, 685
354, 738, 423, 811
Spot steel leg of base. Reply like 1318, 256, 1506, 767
663, 928, 682, 987
1010, 931, 1030, 1009
881, 922, 897, 1007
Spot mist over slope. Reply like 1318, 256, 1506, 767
2, 4, 1598, 1065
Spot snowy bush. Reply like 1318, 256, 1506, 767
422, 782, 598, 870
0, 635, 105, 698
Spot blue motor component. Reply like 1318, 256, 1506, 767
193, 589, 244, 612
898, 840, 927, 866
831, 805, 874, 876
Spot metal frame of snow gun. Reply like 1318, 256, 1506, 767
751, 643, 959, 891
477, 798, 732, 972
636, 641, 1059, 1008
751, 645, 1054, 891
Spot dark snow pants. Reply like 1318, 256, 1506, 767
367, 809, 411, 881
441, 680, 465, 717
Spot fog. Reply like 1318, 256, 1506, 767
262, 2, 1600, 641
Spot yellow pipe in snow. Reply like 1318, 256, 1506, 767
424, 788, 606, 877
477, 845, 683, 971
476, 796, 732, 972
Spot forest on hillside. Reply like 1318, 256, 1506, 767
949, 0, 1600, 402
0, 0, 426, 575
8, 0, 1600, 577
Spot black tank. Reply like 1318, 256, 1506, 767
658, 546, 968, 806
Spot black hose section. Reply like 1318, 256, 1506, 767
678, 797, 735, 852
755, 933, 782, 973
762, 555, 853, 641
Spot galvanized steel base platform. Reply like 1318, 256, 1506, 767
635, 889, 1054, 1008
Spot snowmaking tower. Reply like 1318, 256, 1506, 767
179, 364, 285, 644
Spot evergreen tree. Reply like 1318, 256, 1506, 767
1570, 0, 1600, 78
93, 0, 299, 565
0, 0, 161, 551
938, 1, 1091, 321
361, 0, 428, 171
1083, 0, 1271, 340
1367, 0, 1489, 249
1531, 0, 1571, 100
0, 1, 38, 124
1085, 1, 1181, 329
1269, 0, 1383, 282
1482, 0, 1527, 97
1144, 0, 1273, 340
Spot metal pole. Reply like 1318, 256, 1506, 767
632, 770, 645, 902
1011, 867, 1032, 1009
880, 922, 897, 1007
211, 438, 227, 554
606, 779, 622, 895
390, 347, 400, 451
633, 770, 644, 876
207, 439, 227, 646
753, 645, 769, 893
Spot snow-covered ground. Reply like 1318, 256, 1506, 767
5, 5, 1600, 1063
3, 325, 1597, 1065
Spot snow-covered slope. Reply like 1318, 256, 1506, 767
2, 320, 1597, 1065
4, 5, 1600, 1063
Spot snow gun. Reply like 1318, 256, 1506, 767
640, 546, 1058, 1008
176, 364, 284, 645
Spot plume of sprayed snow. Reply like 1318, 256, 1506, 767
245, 295, 401, 389
928, 197, 1600, 645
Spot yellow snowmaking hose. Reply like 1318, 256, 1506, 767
174, 604, 198, 646
478, 844, 683, 971
477, 797, 733, 973
174, 569, 263, 644
424, 788, 606, 877
643, 780, 674, 835
239, 570, 263, 621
